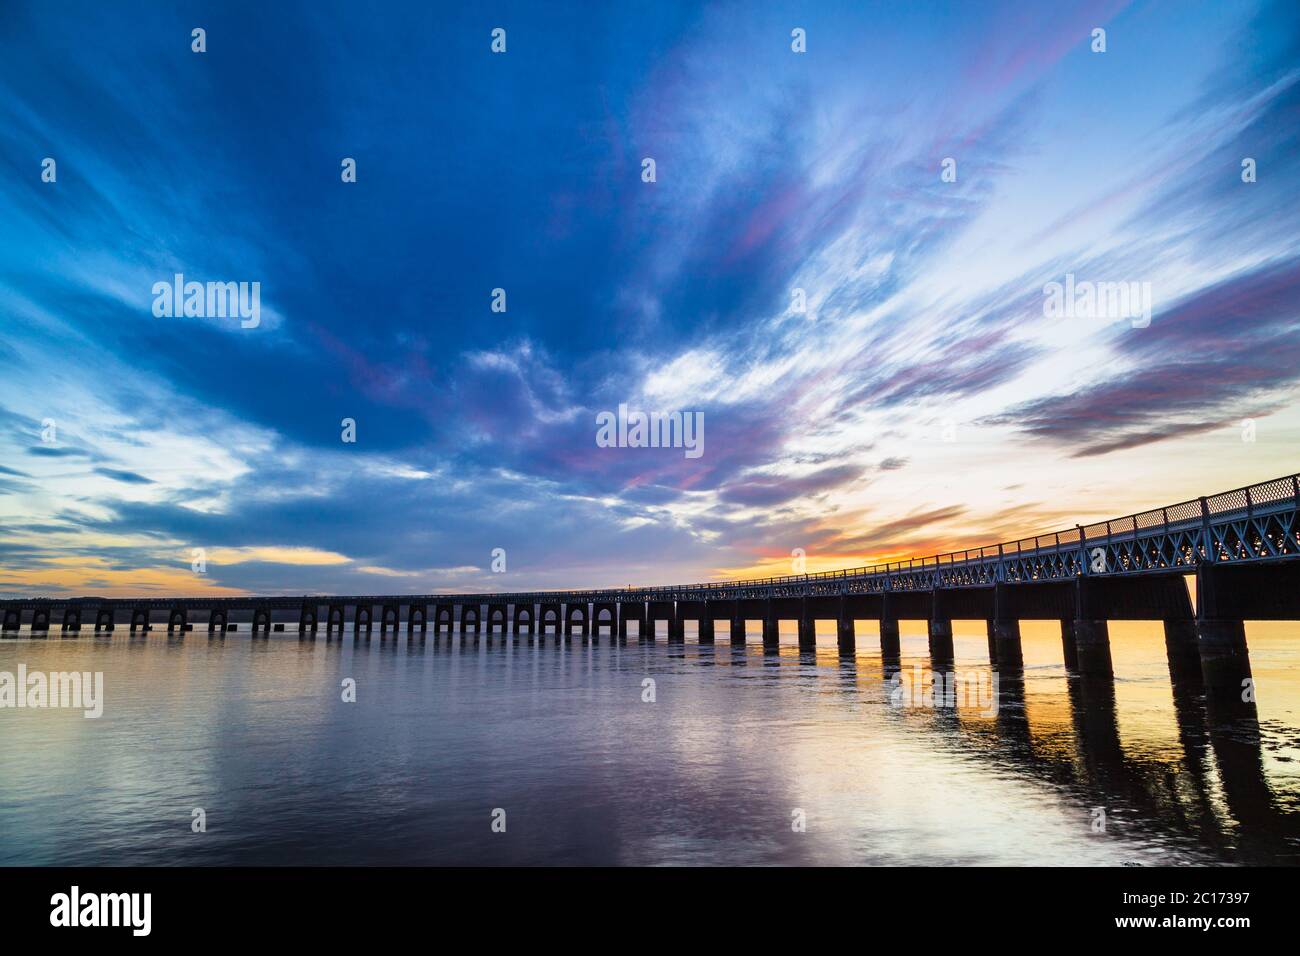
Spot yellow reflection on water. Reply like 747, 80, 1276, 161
1243, 622, 1300, 800
805, 614, 1300, 845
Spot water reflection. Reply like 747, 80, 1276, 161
0, 620, 1297, 865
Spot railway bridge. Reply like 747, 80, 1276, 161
4, 472, 1299, 690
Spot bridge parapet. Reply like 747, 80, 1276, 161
1, 473, 1296, 612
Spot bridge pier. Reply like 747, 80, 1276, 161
1196, 619, 1251, 690
407, 604, 427, 635
837, 618, 855, 652
299, 604, 318, 635
62, 607, 81, 633
928, 619, 953, 663
94, 607, 114, 632
1069, 576, 1113, 676
762, 609, 780, 650
1163, 618, 1201, 681
379, 603, 398, 634
928, 619, 954, 665
129, 607, 148, 633
730, 617, 747, 645
326, 604, 344, 634
797, 618, 815, 651
1194, 564, 1255, 692
2, 607, 20, 632
834, 596, 855, 652
985, 619, 997, 666
31, 607, 50, 634
879, 618, 901, 658
992, 619, 1023, 671
797, 601, 816, 651
928, 589, 953, 664
512, 603, 534, 637
486, 605, 508, 636
254, 605, 273, 636
992, 584, 1022, 671
698, 617, 715, 644
166, 607, 186, 634
209, 608, 228, 634
879, 591, 901, 658
668, 614, 685, 643
1059, 618, 1078, 671
1073, 619, 1112, 677
458, 604, 480, 635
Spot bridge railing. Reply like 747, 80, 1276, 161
4, 474, 1297, 606
628, 471, 1300, 597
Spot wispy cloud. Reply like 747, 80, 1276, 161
1, 0, 1298, 595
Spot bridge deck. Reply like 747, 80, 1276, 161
2, 472, 1297, 610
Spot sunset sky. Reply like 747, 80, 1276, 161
1, 0, 1298, 598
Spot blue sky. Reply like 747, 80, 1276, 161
1, 0, 1298, 597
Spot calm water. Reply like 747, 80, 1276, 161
2, 621, 1299, 866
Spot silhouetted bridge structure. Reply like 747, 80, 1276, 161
5, 472, 1300, 688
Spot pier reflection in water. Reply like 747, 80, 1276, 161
886, 618, 1300, 864
0, 619, 1296, 865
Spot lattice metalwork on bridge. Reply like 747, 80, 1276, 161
605, 472, 1300, 601
3, 473, 1299, 613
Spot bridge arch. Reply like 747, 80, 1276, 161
565, 602, 589, 638
537, 605, 561, 636
592, 602, 618, 637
